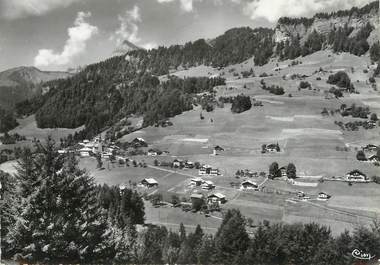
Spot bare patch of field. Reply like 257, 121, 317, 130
10, 115, 84, 142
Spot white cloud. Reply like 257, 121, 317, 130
111, 5, 141, 46
34, 11, 98, 67
0, 0, 80, 19
111, 5, 158, 50
243, 0, 374, 22
157, 0, 201, 12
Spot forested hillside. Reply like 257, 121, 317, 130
16, 55, 224, 139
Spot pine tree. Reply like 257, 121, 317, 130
197, 235, 216, 264
9, 140, 115, 263
214, 209, 249, 264
286, 163, 297, 179
0, 171, 19, 258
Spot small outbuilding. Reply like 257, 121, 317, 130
241, 180, 258, 190
141, 178, 159, 188
207, 193, 226, 204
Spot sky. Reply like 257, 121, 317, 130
0, 0, 374, 72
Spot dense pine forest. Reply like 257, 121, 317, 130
1, 139, 380, 264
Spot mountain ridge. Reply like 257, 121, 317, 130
0, 66, 72, 110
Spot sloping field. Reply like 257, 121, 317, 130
9, 115, 84, 142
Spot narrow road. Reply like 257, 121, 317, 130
148, 165, 197, 178
304, 201, 375, 221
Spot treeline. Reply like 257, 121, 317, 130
16, 54, 224, 139
278, 1, 378, 26
128, 27, 274, 74
1, 139, 380, 264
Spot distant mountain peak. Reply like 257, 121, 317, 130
0, 66, 72, 110
113, 40, 142, 55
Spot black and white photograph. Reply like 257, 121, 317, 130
0, 0, 380, 264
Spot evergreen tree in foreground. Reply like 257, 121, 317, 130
7, 138, 115, 263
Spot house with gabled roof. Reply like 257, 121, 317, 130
345, 170, 368, 182
207, 193, 226, 204
141, 178, 158, 188
241, 180, 258, 190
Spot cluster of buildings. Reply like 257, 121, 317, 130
58, 137, 121, 159
190, 178, 216, 190
190, 192, 227, 205
296, 191, 331, 201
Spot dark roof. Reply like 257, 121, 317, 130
348, 169, 366, 176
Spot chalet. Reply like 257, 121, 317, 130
191, 178, 204, 186
207, 193, 226, 204
279, 167, 287, 178
345, 170, 368, 182
147, 149, 158, 156
199, 165, 212, 175
101, 152, 112, 159
297, 191, 305, 198
92, 143, 103, 154
173, 159, 184, 168
265, 143, 280, 153
79, 147, 92, 157
214, 145, 224, 151
368, 155, 380, 163
201, 180, 215, 190
141, 178, 158, 188
362, 144, 378, 152
210, 168, 219, 176
185, 161, 194, 168
130, 138, 148, 148
317, 192, 331, 200
241, 180, 258, 190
